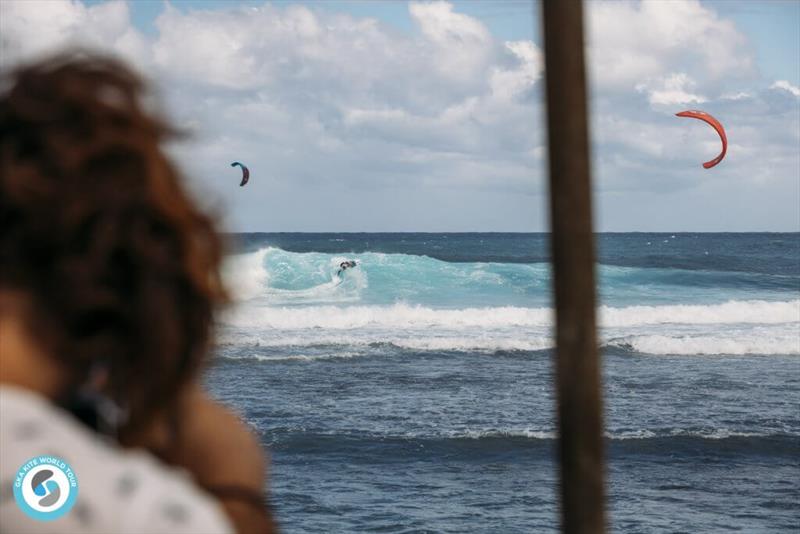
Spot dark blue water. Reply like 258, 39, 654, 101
206, 233, 800, 532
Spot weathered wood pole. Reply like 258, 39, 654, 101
541, 1, 607, 533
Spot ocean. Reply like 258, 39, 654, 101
205, 233, 799, 533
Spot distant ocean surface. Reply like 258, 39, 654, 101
205, 233, 800, 533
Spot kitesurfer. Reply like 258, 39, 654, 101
336, 260, 357, 277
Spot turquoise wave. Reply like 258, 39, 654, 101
225, 247, 795, 308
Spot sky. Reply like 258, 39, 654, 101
1, 0, 798, 232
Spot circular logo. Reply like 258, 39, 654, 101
13, 455, 78, 521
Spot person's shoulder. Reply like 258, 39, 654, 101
0, 385, 234, 534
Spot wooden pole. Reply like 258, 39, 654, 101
541, 1, 606, 533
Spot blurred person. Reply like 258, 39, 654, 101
0, 53, 276, 533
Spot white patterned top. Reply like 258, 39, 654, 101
0, 385, 233, 534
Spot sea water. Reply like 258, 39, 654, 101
206, 233, 799, 532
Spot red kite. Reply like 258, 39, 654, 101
675, 110, 727, 169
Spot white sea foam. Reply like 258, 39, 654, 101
446, 429, 557, 440
599, 300, 800, 327
384, 336, 552, 352
664, 428, 769, 439
219, 351, 365, 362
259, 427, 796, 441
222, 303, 552, 329
474, 428, 783, 440
216, 333, 553, 353
609, 332, 800, 355
223, 300, 799, 330
217, 328, 799, 356
415, 428, 794, 440
223, 248, 271, 301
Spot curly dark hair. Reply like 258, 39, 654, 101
0, 53, 228, 439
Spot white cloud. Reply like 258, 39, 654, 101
636, 73, 708, 105
490, 41, 542, 101
720, 92, 751, 101
407, 1, 496, 86
0, 0, 797, 231
771, 80, 800, 97
587, 0, 754, 91
0, 0, 148, 68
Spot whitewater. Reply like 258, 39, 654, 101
219, 245, 800, 357
206, 233, 800, 533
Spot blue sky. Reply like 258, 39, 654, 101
721, 0, 800, 86
4, 1, 799, 231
